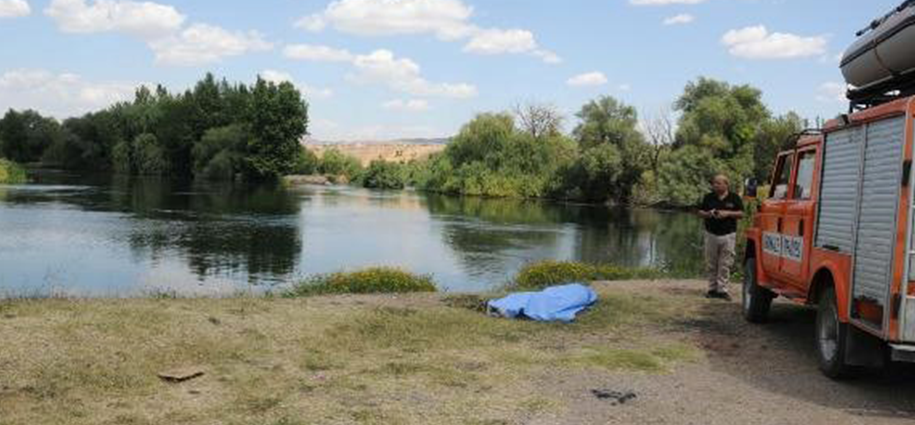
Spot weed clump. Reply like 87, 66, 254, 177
512, 260, 666, 290
285, 267, 437, 297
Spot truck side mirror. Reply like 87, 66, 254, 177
745, 178, 759, 198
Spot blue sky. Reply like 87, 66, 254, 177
0, 0, 902, 141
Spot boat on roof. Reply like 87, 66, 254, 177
841, 0, 915, 94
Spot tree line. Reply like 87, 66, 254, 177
0, 73, 309, 181
327, 77, 808, 207
1, 74, 806, 207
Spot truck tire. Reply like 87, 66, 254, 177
816, 287, 851, 379
742, 257, 773, 323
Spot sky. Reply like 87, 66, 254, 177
0, 0, 904, 141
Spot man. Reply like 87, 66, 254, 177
697, 174, 744, 300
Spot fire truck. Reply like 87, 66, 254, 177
742, 0, 915, 378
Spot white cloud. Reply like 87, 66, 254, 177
283, 44, 354, 62
382, 99, 430, 112
663, 14, 694, 25
630, 0, 706, 5
0, 0, 30, 17
303, 0, 474, 40
350, 49, 477, 98
817, 82, 847, 103
260, 69, 333, 99
297, 0, 558, 63
722, 25, 827, 59
464, 29, 536, 54
45, 0, 185, 39
567, 72, 608, 87
149, 23, 272, 66
294, 14, 326, 32
283, 45, 476, 99
0, 69, 138, 118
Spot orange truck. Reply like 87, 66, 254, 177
742, 1, 915, 378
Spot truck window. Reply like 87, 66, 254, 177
771, 153, 794, 200
793, 151, 816, 200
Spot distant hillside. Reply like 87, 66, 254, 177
307, 137, 450, 146
306, 139, 449, 166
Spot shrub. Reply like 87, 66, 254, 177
319, 148, 363, 179
0, 158, 26, 183
512, 260, 666, 290
359, 160, 407, 190
284, 267, 437, 297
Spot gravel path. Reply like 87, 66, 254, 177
550, 280, 915, 425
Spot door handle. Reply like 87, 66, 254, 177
777, 218, 782, 233
799, 220, 804, 236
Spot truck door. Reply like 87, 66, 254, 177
760, 152, 794, 280
781, 148, 818, 287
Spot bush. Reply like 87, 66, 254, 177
359, 160, 407, 190
0, 158, 26, 183
284, 267, 437, 297
319, 148, 363, 179
293, 145, 319, 175
512, 260, 665, 290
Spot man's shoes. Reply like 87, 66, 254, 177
705, 290, 732, 301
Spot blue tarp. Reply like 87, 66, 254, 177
487, 284, 598, 322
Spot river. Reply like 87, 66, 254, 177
0, 170, 706, 297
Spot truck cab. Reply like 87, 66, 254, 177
744, 96, 915, 378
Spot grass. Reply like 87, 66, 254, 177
0, 158, 26, 184
283, 267, 437, 297
0, 281, 707, 425
511, 260, 671, 290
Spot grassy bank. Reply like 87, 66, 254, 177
0, 159, 26, 184
0, 280, 705, 425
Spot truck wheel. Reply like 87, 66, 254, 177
816, 287, 851, 379
742, 257, 773, 323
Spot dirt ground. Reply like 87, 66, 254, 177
2, 280, 915, 424
553, 280, 915, 425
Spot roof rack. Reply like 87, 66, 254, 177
847, 71, 915, 112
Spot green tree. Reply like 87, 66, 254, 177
193, 124, 248, 180
658, 145, 727, 207
754, 112, 804, 181
243, 78, 309, 180
673, 77, 770, 181
572, 96, 649, 203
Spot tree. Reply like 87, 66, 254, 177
573, 96, 650, 203
319, 148, 362, 178
513, 102, 564, 139
243, 78, 309, 180
193, 124, 248, 180
754, 112, 804, 181
658, 145, 727, 207
673, 77, 770, 181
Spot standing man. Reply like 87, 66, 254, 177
697, 174, 744, 300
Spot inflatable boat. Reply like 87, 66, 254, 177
841, 0, 915, 91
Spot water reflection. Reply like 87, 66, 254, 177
0, 171, 706, 297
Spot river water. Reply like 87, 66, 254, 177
0, 170, 706, 297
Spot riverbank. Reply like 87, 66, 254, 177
4, 280, 914, 425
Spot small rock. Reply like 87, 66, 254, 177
188, 389, 201, 395
591, 389, 638, 405
158, 368, 205, 383
208, 316, 221, 326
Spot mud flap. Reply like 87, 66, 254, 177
844, 324, 887, 368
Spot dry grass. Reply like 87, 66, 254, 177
0, 281, 706, 425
